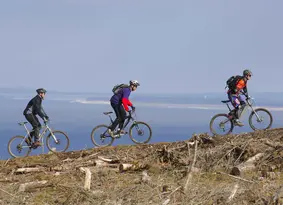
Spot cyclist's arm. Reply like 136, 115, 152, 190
34, 97, 48, 120
243, 86, 248, 95
121, 88, 132, 111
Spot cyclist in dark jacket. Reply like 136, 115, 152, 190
23, 88, 49, 146
108, 80, 140, 137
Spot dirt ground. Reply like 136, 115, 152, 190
0, 128, 283, 205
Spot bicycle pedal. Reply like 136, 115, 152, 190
113, 135, 121, 139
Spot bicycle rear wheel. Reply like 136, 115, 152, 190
209, 114, 234, 136
91, 124, 114, 147
129, 121, 152, 144
249, 108, 273, 131
46, 130, 70, 153
8, 136, 32, 158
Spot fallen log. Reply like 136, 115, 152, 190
18, 180, 48, 192
15, 167, 45, 174
80, 167, 91, 191
119, 162, 149, 172
263, 139, 283, 150
97, 156, 119, 164
94, 159, 118, 168
75, 160, 96, 168
230, 153, 264, 176
49, 166, 66, 172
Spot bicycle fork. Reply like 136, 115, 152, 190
250, 107, 263, 122
49, 130, 59, 144
132, 122, 144, 136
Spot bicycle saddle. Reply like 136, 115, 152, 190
18, 122, 28, 126
103, 111, 113, 115
221, 100, 230, 103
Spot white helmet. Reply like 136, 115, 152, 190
129, 80, 140, 86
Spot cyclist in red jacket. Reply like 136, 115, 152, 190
227, 69, 252, 126
108, 80, 140, 137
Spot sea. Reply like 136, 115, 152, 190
0, 89, 282, 159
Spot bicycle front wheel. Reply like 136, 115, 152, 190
8, 136, 31, 158
209, 114, 234, 136
129, 121, 152, 144
249, 108, 273, 131
91, 124, 114, 147
46, 130, 70, 153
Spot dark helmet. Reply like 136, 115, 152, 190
36, 88, 47, 94
243, 69, 252, 76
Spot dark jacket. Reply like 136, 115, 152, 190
23, 95, 48, 119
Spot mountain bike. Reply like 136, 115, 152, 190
91, 109, 152, 147
8, 121, 70, 158
209, 93, 273, 136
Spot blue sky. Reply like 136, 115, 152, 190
0, 0, 282, 94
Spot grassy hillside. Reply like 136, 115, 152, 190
0, 128, 283, 205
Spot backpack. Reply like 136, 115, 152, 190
225, 75, 243, 90
112, 84, 129, 94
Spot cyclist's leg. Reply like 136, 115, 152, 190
231, 95, 244, 126
227, 93, 236, 117
33, 116, 41, 143
239, 94, 246, 106
108, 103, 121, 135
238, 94, 247, 117
117, 105, 126, 134
24, 114, 36, 142
25, 114, 41, 143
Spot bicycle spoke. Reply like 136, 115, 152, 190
249, 108, 273, 131
210, 114, 233, 136
129, 121, 152, 144
46, 130, 69, 152
91, 125, 114, 147
8, 136, 31, 158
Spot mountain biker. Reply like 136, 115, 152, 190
108, 80, 140, 137
23, 88, 49, 147
227, 69, 252, 127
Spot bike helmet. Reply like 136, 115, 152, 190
243, 69, 252, 76
36, 88, 47, 94
129, 80, 140, 86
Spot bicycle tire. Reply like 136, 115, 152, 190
129, 121, 152, 144
8, 136, 32, 158
46, 130, 70, 153
91, 124, 114, 147
209, 113, 234, 136
249, 108, 273, 131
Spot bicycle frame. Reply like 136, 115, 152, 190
106, 111, 136, 130
224, 95, 261, 121
21, 123, 59, 146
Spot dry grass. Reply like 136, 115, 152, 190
0, 128, 283, 204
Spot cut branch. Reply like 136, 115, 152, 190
263, 139, 283, 150
15, 167, 45, 174
217, 171, 254, 183
227, 184, 239, 202
80, 167, 91, 191
184, 138, 198, 192
18, 180, 48, 192
119, 162, 149, 172
97, 156, 119, 163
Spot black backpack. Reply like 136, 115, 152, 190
112, 84, 129, 94
225, 75, 243, 90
